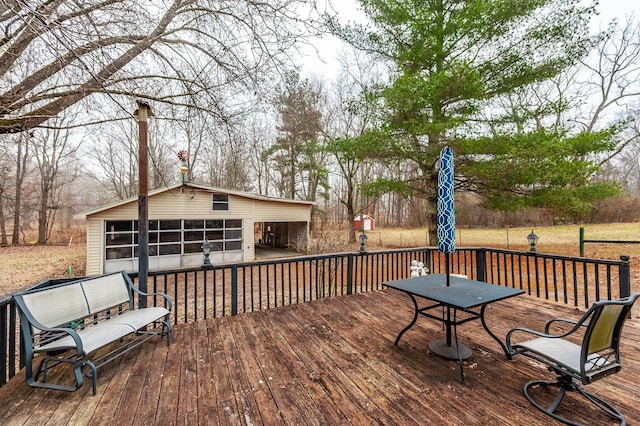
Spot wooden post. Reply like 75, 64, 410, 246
135, 101, 152, 308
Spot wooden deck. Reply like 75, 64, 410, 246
1, 289, 639, 425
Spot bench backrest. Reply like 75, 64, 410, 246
16, 272, 133, 329
81, 273, 131, 314
19, 283, 89, 328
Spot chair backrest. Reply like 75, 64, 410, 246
580, 294, 639, 382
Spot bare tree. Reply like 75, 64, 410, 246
521, 16, 640, 144
246, 115, 277, 195
613, 110, 640, 195
87, 119, 139, 200
147, 114, 181, 189
0, 0, 320, 135
323, 50, 382, 242
32, 120, 80, 243
201, 129, 252, 191
0, 138, 12, 244
576, 16, 640, 134
11, 132, 31, 244
476, 15, 640, 209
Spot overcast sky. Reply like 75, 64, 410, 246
301, 0, 640, 79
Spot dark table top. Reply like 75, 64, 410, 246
383, 274, 524, 309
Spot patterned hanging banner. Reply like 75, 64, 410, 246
437, 147, 456, 254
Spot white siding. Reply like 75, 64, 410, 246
253, 200, 311, 222
85, 186, 311, 273
86, 219, 103, 275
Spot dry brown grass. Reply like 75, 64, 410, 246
361, 222, 640, 258
3, 223, 640, 300
353, 223, 640, 297
0, 227, 86, 299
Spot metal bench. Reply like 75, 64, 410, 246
14, 271, 172, 395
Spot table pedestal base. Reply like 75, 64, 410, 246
429, 339, 472, 360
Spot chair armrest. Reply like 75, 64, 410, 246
506, 326, 569, 355
507, 315, 590, 355
544, 317, 588, 334
507, 326, 554, 342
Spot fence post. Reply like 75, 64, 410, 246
0, 306, 7, 386
231, 265, 238, 316
475, 248, 487, 282
347, 254, 354, 295
17, 304, 25, 371
424, 249, 431, 275
619, 255, 631, 299
579, 227, 585, 257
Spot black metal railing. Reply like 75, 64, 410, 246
134, 248, 430, 324
1, 247, 631, 388
429, 248, 631, 307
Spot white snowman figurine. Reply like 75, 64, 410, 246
417, 262, 428, 276
410, 260, 420, 277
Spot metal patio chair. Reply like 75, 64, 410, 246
506, 293, 639, 426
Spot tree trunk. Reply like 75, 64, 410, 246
427, 191, 438, 247
0, 201, 7, 245
12, 134, 29, 244
37, 186, 49, 244
345, 180, 356, 244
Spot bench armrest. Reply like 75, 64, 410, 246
33, 326, 85, 357
123, 273, 173, 311
129, 285, 173, 311
148, 291, 173, 312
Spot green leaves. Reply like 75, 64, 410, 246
328, 0, 618, 225
459, 128, 621, 216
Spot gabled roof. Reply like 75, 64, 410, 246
75, 182, 315, 219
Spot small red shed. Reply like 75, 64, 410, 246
354, 214, 375, 231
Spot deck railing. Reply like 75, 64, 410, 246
0, 247, 631, 388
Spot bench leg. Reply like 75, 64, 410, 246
83, 361, 98, 395
163, 320, 172, 346
25, 355, 85, 393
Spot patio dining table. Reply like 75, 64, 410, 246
383, 274, 524, 382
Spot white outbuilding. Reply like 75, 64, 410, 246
76, 183, 314, 275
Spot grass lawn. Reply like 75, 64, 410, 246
364, 223, 640, 258
3, 223, 640, 299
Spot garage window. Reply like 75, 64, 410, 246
105, 218, 243, 260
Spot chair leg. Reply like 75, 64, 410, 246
523, 377, 625, 426
575, 386, 625, 425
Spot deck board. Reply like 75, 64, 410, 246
1, 288, 639, 425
